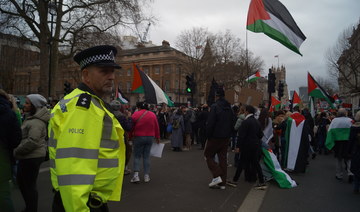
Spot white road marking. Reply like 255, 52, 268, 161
237, 186, 268, 212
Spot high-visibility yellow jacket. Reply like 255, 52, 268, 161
48, 88, 125, 212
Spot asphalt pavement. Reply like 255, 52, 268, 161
10, 140, 360, 212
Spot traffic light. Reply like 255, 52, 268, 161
278, 81, 284, 99
64, 82, 72, 95
185, 75, 195, 93
268, 69, 276, 93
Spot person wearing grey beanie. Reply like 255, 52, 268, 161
14, 93, 50, 212
26, 94, 47, 109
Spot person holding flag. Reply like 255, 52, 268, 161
326, 108, 354, 181
283, 106, 310, 173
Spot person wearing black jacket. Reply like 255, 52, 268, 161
0, 90, 21, 212
229, 105, 266, 190
197, 104, 209, 150
204, 88, 235, 189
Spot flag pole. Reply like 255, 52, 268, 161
246, 25, 250, 88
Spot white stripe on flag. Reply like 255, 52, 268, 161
287, 119, 304, 170
266, 149, 297, 188
146, 75, 168, 105
264, 13, 304, 49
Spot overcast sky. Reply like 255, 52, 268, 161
146, 0, 360, 93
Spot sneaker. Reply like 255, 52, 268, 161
226, 180, 237, 188
209, 185, 226, 190
124, 169, 131, 175
144, 174, 150, 183
209, 176, 223, 187
130, 175, 140, 183
335, 176, 343, 181
254, 183, 267, 190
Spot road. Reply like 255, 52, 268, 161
11, 140, 359, 212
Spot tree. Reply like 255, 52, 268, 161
175, 27, 215, 105
175, 27, 264, 104
315, 76, 338, 96
326, 21, 360, 94
0, 0, 154, 98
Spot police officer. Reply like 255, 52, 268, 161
49, 45, 125, 212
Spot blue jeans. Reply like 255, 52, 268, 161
133, 136, 154, 175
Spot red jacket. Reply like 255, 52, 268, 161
131, 109, 160, 139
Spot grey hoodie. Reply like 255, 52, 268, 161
14, 107, 50, 159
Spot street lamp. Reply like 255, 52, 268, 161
48, 1, 57, 99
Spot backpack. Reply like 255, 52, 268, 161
172, 118, 180, 129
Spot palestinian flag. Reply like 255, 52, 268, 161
269, 96, 281, 112
247, 0, 306, 56
325, 117, 353, 150
246, 71, 261, 83
284, 112, 310, 172
308, 72, 335, 108
262, 148, 297, 188
292, 91, 301, 107
131, 64, 174, 106
115, 86, 129, 104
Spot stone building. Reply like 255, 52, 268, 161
338, 22, 360, 112
116, 40, 191, 105
0, 33, 40, 94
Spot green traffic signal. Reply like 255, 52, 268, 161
186, 87, 192, 93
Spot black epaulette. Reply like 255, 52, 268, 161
76, 93, 92, 109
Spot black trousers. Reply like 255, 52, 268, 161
233, 145, 264, 184
52, 191, 109, 212
17, 157, 44, 212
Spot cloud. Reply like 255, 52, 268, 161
148, 0, 360, 94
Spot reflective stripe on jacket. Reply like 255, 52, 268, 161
49, 88, 125, 212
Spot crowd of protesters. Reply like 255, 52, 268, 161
3, 86, 360, 212
129, 92, 360, 194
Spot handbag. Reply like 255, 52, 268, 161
129, 110, 148, 140
167, 123, 173, 133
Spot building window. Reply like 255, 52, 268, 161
154, 66, 160, 75
175, 80, 179, 90
143, 67, 149, 75
165, 80, 170, 91
127, 69, 131, 76
126, 81, 131, 92
164, 65, 171, 74
176, 66, 182, 74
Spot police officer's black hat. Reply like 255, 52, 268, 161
74, 45, 121, 70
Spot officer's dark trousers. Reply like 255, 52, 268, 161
17, 157, 44, 212
52, 191, 109, 212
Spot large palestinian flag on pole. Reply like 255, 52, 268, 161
131, 64, 174, 106
262, 148, 297, 188
247, 0, 306, 56
308, 72, 335, 109
246, 71, 262, 83
325, 117, 353, 150
284, 112, 310, 172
